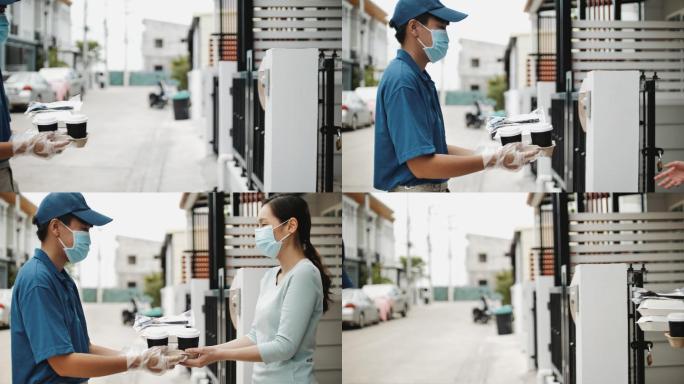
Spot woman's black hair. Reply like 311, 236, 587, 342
263, 194, 333, 313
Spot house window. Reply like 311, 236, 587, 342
154, 65, 164, 72
470, 84, 480, 92
154, 39, 164, 48
478, 253, 487, 263
478, 279, 487, 286
128, 255, 137, 265
127, 281, 137, 288
471, 58, 480, 68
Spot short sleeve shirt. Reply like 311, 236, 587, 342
10, 249, 90, 384
374, 49, 448, 191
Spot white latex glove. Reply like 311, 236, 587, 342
11, 131, 70, 159
125, 346, 186, 375
480, 143, 540, 172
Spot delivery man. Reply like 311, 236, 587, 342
374, 0, 539, 192
11, 193, 182, 383
0, 1, 71, 191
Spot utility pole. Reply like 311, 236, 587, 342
406, 194, 412, 305
364, 194, 372, 286
123, 0, 130, 86
43, 0, 50, 68
447, 216, 456, 302
427, 206, 434, 301
82, 0, 89, 89
103, 0, 109, 82
358, 0, 366, 87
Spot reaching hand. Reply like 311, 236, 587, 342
482, 143, 540, 172
654, 161, 684, 189
12, 131, 71, 159
180, 346, 222, 368
126, 346, 186, 375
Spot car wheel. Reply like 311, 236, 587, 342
351, 115, 358, 130
358, 313, 365, 329
402, 305, 408, 317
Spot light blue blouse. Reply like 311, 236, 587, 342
247, 258, 323, 384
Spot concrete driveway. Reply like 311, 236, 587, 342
9, 86, 217, 192
342, 301, 536, 384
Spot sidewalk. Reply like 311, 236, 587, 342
10, 86, 216, 192
342, 105, 537, 192
342, 301, 536, 384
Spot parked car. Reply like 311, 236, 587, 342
39, 67, 85, 101
342, 90, 373, 130
5, 72, 57, 110
0, 288, 12, 328
362, 284, 410, 319
342, 288, 380, 328
353, 86, 378, 122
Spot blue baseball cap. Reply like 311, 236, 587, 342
34, 193, 112, 226
0, 1, 20, 4
390, 0, 468, 28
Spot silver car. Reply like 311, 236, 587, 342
5, 72, 57, 109
362, 284, 410, 319
342, 288, 380, 328
342, 90, 373, 130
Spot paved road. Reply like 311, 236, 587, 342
10, 86, 216, 192
342, 301, 535, 384
0, 303, 194, 384
342, 105, 537, 192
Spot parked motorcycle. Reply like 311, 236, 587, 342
465, 100, 486, 129
148, 81, 169, 109
472, 295, 492, 324
121, 298, 138, 326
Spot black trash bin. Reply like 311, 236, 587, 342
172, 91, 190, 120
494, 305, 513, 335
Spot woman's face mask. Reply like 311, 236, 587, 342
416, 21, 449, 63
57, 220, 91, 264
254, 218, 293, 259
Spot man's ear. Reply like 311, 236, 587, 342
49, 219, 60, 238
408, 19, 419, 38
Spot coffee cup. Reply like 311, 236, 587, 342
498, 126, 522, 146
143, 328, 169, 348
668, 313, 684, 337
34, 115, 58, 132
529, 123, 553, 147
64, 114, 88, 139
175, 327, 200, 351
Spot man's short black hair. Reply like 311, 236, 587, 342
394, 13, 447, 44
34, 214, 76, 242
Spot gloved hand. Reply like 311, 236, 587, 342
480, 143, 540, 172
11, 131, 71, 159
125, 346, 186, 375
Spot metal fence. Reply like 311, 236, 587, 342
317, 51, 342, 192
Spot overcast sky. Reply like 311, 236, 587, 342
69, 0, 214, 71
373, 0, 532, 90
373, 193, 535, 286
24, 193, 187, 288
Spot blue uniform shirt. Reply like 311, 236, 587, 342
374, 49, 448, 191
0, 67, 11, 142
11, 249, 90, 384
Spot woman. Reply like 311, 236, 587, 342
182, 195, 333, 383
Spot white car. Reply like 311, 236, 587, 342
353, 86, 378, 121
0, 288, 12, 328
342, 91, 373, 130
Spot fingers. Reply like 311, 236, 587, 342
654, 168, 673, 181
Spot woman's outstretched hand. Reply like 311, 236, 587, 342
654, 161, 684, 189
180, 346, 222, 368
